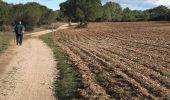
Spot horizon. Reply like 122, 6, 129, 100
4, 0, 170, 11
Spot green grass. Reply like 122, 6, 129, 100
40, 33, 81, 100
160, 70, 170, 78
0, 32, 13, 54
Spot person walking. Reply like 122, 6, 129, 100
14, 21, 25, 45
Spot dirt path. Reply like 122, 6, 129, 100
0, 24, 69, 100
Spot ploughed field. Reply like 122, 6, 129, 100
54, 22, 170, 99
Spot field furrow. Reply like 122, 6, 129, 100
66, 42, 156, 99
54, 22, 170, 99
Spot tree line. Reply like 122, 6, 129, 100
0, 0, 58, 31
1, 0, 170, 30
59, 0, 170, 26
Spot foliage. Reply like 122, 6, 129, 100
122, 8, 136, 21
1, 0, 170, 29
60, 1, 170, 22
0, 1, 11, 25
60, 0, 102, 25
102, 2, 122, 21
147, 5, 170, 21
0, 1, 58, 31
132, 10, 150, 21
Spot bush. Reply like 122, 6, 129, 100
0, 25, 12, 31
25, 25, 34, 31
0, 32, 12, 53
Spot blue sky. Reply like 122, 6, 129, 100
5, 0, 66, 10
4, 0, 170, 10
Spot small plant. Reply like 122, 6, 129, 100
160, 71, 170, 78
96, 72, 121, 99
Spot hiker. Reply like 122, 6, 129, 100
14, 21, 25, 45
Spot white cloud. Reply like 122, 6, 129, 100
153, 0, 170, 7
103, 0, 170, 10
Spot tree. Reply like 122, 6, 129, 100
102, 2, 122, 21
44, 10, 58, 24
23, 3, 42, 25
9, 4, 25, 24
132, 10, 150, 21
76, 7, 85, 25
60, 0, 102, 26
102, 7, 112, 21
0, 1, 58, 31
0, 1, 11, 24
122, 8, 134, 21
147, 5, 170, 21
38, 5, 50, 25
8, 2, 58, 31
60, 0, 74, 25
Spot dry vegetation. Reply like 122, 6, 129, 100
0, 32, 12, 54
54, 22, 170, 99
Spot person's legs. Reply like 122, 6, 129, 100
16, 34, 19, 45
19, 34, 23, 45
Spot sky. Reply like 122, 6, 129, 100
104, 0, 170, 10
4, 0, 66, 10
4, 0, 170, 10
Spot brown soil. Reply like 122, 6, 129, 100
54, 22, 170, 99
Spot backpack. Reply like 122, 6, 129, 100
15, 24, 24, 34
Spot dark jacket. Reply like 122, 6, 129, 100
15, 24, 25, 34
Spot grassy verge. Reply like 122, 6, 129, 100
0, 32, 13, 54
40, 33, 80, 100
